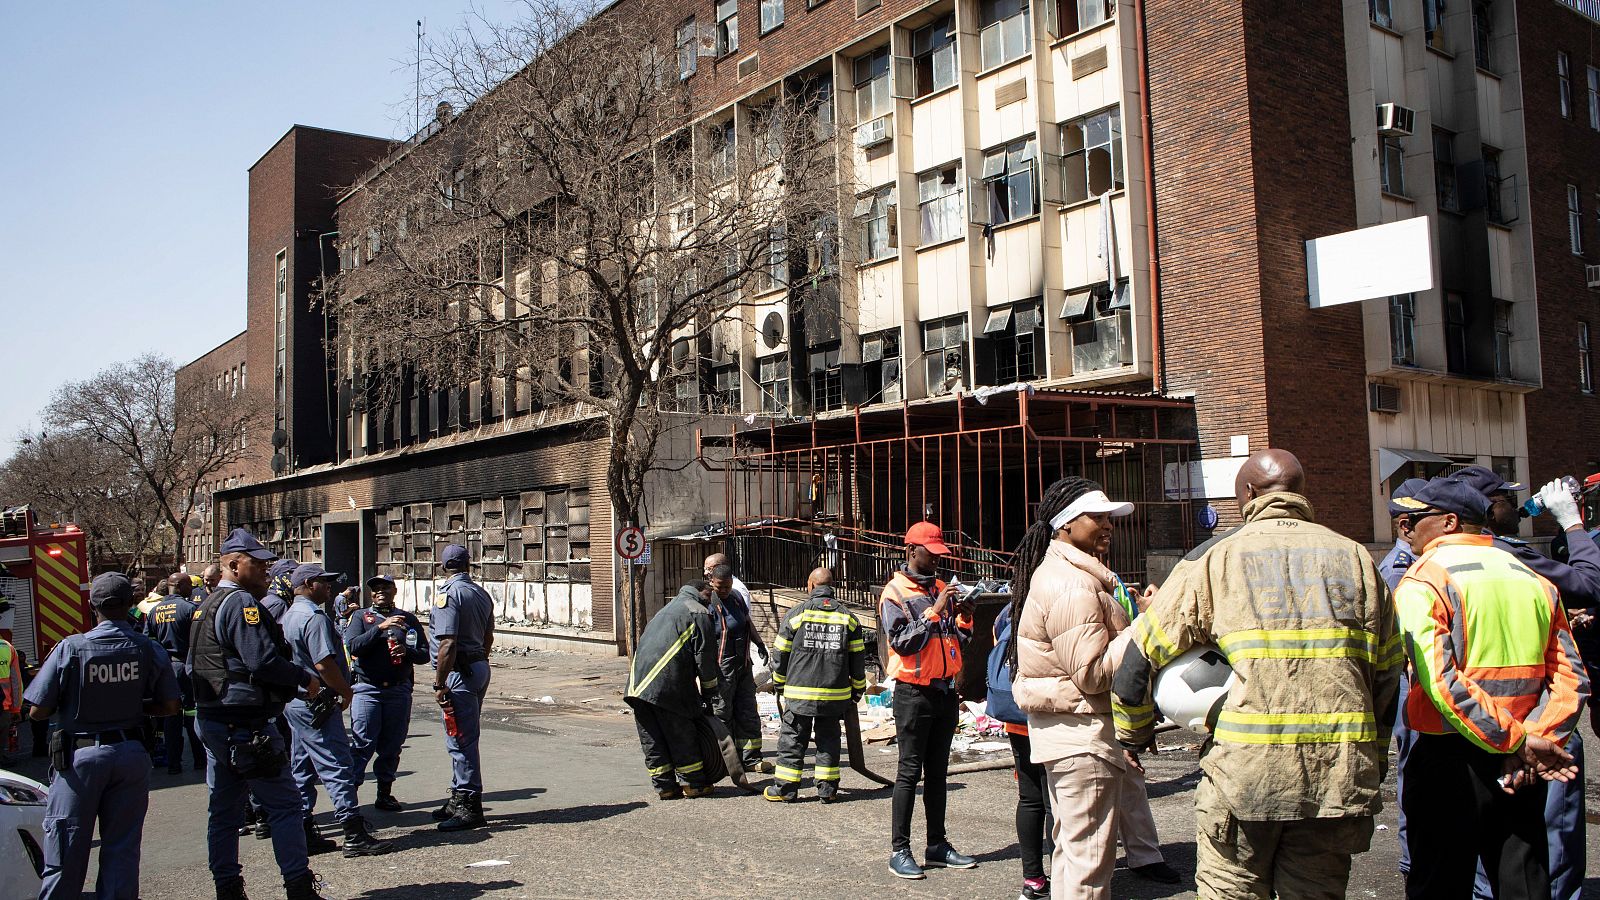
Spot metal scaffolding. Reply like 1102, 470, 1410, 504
697, 387, 1200, 594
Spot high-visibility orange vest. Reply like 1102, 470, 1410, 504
879, 572, 971, 686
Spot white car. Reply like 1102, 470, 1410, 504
0, 768, 48, 898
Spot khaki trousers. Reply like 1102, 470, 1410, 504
1046, 752, 1164, 899
1194, 777, 1374, 900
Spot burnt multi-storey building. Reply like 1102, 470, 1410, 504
200, 0, 1600, 654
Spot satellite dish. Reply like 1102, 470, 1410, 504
271, 453, 287, 474
271, 428, 288, 449
761, 312, 785, 349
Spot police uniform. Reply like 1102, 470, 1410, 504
190, 529, 322, 900
1379, 477, 1425, 877
343, 581, 428, 808
429, 545, 495, 826
145, 588, 203, 772
24, 572, 180, 900
278, 564, 387, 856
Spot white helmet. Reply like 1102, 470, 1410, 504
1152, 646, 1235, 731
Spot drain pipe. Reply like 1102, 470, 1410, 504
1133, 0, 1163, 394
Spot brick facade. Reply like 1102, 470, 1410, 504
1518, 3, 1600, 506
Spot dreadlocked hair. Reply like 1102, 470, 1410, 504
1005, 476, 1100, 670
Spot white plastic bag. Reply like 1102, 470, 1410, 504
750, 641, 774, 691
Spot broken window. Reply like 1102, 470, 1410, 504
983, 137, 1038, 225
918, 162, 964, 243
922, 315, 968, 396
979, 0, 1030, 70
1060, 108, 1123, 204
912, 15, 957, 96
756, 353, 791, 413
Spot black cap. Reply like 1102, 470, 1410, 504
267, 558, 299, 580
1393, 477, 1492, 524
290, 563, 343, 589
88, 572, 135, 609
219, 528, 277, 561
1387, 478, 1430, 518
442, 544, 470, 571
1453, 465, 1524, 496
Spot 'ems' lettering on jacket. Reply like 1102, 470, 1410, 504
772, 585, 868, 715
1395, 532, 1589, 753
879, 569, 972, 686
626, 584, 720, 718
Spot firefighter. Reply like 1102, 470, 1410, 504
705, 558, 769, 772
625, 579, 721, 800
1111, 449, 1402, 898
1393, 476, 1589, 899
763, 567, 867, 803
26, 572, 181, 900
880, 521, 977, 880
145, 570, 204, 774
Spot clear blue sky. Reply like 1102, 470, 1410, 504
0, 2, 515, 456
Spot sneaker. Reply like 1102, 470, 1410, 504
1131, 861, 1181, 884
888, 849, 925, 880
924, 842, 977, 869
1019, 876, 1049, 900
681, 784, 715, 799
763, 785, 795, 802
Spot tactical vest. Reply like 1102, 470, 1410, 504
64, 633, 146, 733
191, 588, 292, 703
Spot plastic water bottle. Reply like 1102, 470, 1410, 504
1522, 475, 1581, 518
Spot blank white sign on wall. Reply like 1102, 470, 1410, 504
1306, 216, 1434, 309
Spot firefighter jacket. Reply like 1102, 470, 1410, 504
880, 568, 972, 687
1395, 532, 1589, 754
625, 584, 720, 719
1110, 492, 1402, 821
772, 585, 868, 716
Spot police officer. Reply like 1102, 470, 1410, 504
190, 528, 329, 900
262, 558, 298, 621
344, 574, 428, 811
25, 572, 180, 900
429, 543, 495, 831
145, 570, 204, 774
1381, 477, 1426, 879
280, 563, 391, 858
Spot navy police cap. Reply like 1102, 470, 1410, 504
1392, 477, 1492, 524
220, 528, 277, 561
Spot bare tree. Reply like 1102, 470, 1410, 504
0, 430, 167, 571
40, 354, 267, 567
330, 0, 850, 648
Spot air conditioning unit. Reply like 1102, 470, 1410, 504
1376, 103, 1416, 136
1369, 382, 1402, 414
1586, 264, 1600, 289
855, 115, 891, 149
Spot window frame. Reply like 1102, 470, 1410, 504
917, 161, 964, 244
1445, 291, 1468, 375
1379, 135, 1407, 197
1492, 299, 1513, 379
978, 0, 1031, 71
860, 328, 902, 403
854, 47, 892, 123
760, 0, 784, 33
1568, 184, 1584, 255
983, 137, 1039, 225
1060, 107, 1124, 205
1559, 51, 1573, 119
855, 185, 897, 262
1390, 293, 1416, 366
983, 299, 1045, 385
1581, 322, 1594, 393
1589, 66, 1600, 131
756, 353, 790, 413
1432, 129, 1458, 212
707, 119, 736, 184
716, 0, 739, 57
1472, 0, 1493, 72
1424, 0, 1446, 50
807, 342, 845, 412
911, 15, 958, 97
1370, 0, 1393, 29
922, 315, 969, 396
677, 18, 698, 79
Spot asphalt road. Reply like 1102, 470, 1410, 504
7, 650, 1599, 899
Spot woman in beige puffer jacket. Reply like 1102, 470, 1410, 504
1005, 477, 1174, 899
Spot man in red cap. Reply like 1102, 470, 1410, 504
880, 521, 977, 880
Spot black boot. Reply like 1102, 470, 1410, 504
374, 781, 403, 812
340, 815, 393, 857
303, 817, 339, 856
430, 789, 462, 821
214, 876, 249, 900
284, 873, 329, 900
437, 791, 486, 832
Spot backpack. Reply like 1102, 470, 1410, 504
985, 606, 1027, 725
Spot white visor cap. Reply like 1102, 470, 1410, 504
1049, 490, 1136, 530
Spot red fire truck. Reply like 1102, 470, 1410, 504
0, 506, 92, 666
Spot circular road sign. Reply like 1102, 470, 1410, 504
615, 526, 646, 561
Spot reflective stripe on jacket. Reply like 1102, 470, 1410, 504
626, 585, 720, 719
1110, 492, 1402, 820
1395, 532, 1589, 754
772, 586, 868, 715
879, 570, 971, 686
